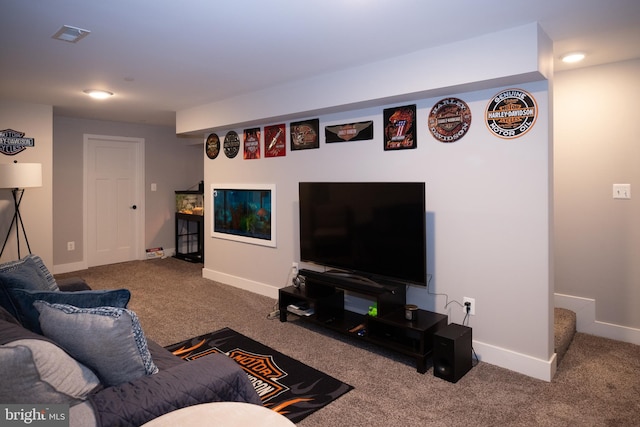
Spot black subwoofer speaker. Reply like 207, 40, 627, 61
433, 323, 472, 383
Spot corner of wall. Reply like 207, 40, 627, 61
473, 340, 557, 382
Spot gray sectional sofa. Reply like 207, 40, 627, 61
0, 255, 261, 427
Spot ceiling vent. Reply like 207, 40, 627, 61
52, 25, 91, 43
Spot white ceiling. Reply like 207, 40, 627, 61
1, 0, 639, 128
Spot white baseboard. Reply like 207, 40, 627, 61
555, 293, 640, 346
202, 268, 280, 300
53, 249, 176, 276
472, 340, 556, 382
53, 261, 88, 275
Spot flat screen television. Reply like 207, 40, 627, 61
298, 182, 426, 287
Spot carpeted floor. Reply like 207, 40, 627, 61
56, 258, 640, 427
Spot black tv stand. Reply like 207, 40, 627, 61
279, 269, 448, 373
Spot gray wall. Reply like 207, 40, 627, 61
52, 116, 203, 268
0, 101, 53, 266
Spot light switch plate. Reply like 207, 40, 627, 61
613, 184, 631, 199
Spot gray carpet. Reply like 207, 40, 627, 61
57, 258, 640, 426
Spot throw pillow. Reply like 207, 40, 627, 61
34, 301, 159, 386
0, 255, 58, 292
9, 288, 131, 333
24, 254, 58, 290
0, 338, 101, 405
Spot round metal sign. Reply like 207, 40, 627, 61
223, 130, 240, 158
206, 133, 220, 159
485, 88, 537, 139
428, 97, 472, 143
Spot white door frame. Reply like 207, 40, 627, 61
83, 134, 145, 266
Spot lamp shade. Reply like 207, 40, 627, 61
0, 162, 42, 189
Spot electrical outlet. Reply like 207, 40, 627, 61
292, 262, 299, 275
67, 241, 75, 251
463, 297, 475, 315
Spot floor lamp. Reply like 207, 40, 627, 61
0, 162, 42, 259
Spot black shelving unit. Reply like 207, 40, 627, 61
278, 269, 448, 373
175, 213, 204, 262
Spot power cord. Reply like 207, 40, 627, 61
426, 274, 465, 313
267, 264, 299, 320
462, 301, 480, 366
471, 346, 480, 366
463, 301, 471, 326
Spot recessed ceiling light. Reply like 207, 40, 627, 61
83, 89, 114, 100
52, 25, 91, 43
561, 52, 586, 64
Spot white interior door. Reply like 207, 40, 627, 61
84, 135, 145, 267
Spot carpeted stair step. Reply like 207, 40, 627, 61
554, 307, 576, 365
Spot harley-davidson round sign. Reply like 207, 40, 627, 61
485, 89, 537, 139
206, 133, 220, 159
428, 97, 472, 143
223, 131, 240, 158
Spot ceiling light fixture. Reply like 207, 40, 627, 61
561, 52, 586, 64
83, 89, 114, 100
52, 25, 91, 43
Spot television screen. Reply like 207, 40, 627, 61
299, 182, 426, 286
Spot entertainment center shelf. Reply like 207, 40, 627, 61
279, 269, 448, 373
